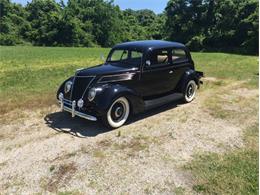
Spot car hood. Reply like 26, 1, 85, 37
76, 63, 138, 77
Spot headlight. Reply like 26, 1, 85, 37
58, 93, 63, 101
77, 99, 84, 108
64, 81, 73, 93
88, 88, 96, 101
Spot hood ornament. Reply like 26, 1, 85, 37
76, 68, 84, 72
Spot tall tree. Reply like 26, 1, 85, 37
66, 0, 123, 47
165, 0, 259, 53
26, 0, 61, 46
0, 0, 30, 45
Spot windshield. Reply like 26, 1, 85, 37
107, 49, 143, 67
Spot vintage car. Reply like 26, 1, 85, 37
57, 40, 203, 128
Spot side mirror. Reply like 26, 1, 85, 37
100, 53, 105, 62
145, 60, 151, 66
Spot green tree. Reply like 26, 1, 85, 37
66, 0, 123, 47
26, 0, 61, 46
0, 0, 30, 45
165, 0, 259, 53
0, 0, 258, 54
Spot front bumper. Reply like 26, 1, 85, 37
59, 98, 97, 121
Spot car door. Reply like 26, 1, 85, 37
139, 49, 174, 98
168, 48, 191, 91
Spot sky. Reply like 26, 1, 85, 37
11, 0, 169, 14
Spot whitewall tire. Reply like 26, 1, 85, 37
183, 80, 197, 103
103, 97, 130, 128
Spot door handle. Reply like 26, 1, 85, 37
169, 70, 173, 74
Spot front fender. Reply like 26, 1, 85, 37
56, 76, 74, 99
92, 84, 144, 116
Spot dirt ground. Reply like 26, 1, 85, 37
0, 78, 258, 195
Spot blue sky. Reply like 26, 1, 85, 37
11, 0, 169, 14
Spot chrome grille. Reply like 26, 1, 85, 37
70, 76, 95, 100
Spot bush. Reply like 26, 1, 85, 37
0, 33, 20, 45
186, 35, 205, 51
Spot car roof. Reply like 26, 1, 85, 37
112, 40, 186, 52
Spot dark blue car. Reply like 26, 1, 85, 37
57, 40, 203, 128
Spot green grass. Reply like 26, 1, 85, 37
0, 46, 258, 114
189, 52, 258, 195
193, 52, 259, 88
0, 46, 109, 113
185, 124, 259, 194
0, 46, 109, 93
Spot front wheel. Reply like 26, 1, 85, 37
183, 80, 197, 103
102, 97, 130, 128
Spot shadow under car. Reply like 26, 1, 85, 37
44, 96, 183, 138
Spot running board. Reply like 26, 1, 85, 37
144, 93, 183, 110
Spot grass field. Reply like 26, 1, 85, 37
0, 46, 258, 114
0, 46, 109, 113
0, 46, 258, 194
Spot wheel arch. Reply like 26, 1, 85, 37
176, 69, 200, 93
93, 84, 145, 116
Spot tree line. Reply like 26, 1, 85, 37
0, 0, 258, 54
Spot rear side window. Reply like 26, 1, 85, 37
172, 49, 187, 62
150, 49, 169, 66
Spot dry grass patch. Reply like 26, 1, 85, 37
43, 163, 77, 193
0, 92, 56, 115
92, 149, 106, 159
243, 123, 259, 150
112, 135, 161, 157
96, 139, 113, 148
203, 81, 258, 123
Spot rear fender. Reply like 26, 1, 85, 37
178, 69, 203, 93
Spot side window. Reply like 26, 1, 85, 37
131, 51, 142, 59
129, 50, 142, 65
172, 49, 187, 62
149, 49, 169, 67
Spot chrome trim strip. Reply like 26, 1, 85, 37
97, 73, 135, 84
98, 73, 135, 78
69, 76, 76, 100
81, 76, 96, 98
60, 98, 64, 110
72, 100, 76, 117
75, 75, 96, 78
63, 98, 72, 104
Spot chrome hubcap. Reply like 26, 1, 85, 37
115, 107, 123, 118
111, 101, 125, 122
187, 85, 194, 97
186, 82, 196, 99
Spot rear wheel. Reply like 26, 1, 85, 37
102, 97, 130, 128
183, 80, 197, 103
